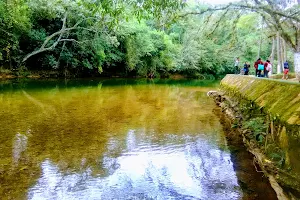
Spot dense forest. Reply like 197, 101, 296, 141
0, 0, 299, 79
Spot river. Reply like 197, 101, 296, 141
0, 79, 276, 200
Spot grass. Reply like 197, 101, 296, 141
270, 73, 296, 79
0, 67, 12, 74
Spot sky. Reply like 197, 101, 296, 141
190, 0, 240, 5
204, 0, 239, 4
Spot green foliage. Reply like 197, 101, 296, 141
28, 29, 47, 43
243, 117, 268, 143
117, 20, 180, 76
45, 55, 58, 68
0, 0, 289, 77
269, 151, 285, 167
231, 120, 239, 128
0, 67, 11, 74
266, 143, 286, 168
0, 0, 31, 68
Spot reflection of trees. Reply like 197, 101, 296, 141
12, 132, 28, 167
0, 129, 39, 200
0, 154, 41, 200
0, 84, 224, 198
27, 138, 240, 199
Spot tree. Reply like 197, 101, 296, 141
181, 0, 300, 80
4, 0, 294, 79
0, 0, 31, 69
21, 0, 186, 64
8, 0, 189, 77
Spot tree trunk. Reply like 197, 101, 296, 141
270, 37, 275, 63
21, 13, 92, 64
55, 32, 69, 69
9, 54, 12, 70
258, 34, 262, 59
281, 38, 285, 72
295, 52, 300, 82
277, 32, 282, 74
283, 39, 287, 62
270, 36, 276, 75
257, 17, 263, 59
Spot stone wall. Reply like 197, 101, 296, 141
221, 74, 300, 125
220, 74, 300, 187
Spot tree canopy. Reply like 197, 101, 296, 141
0, 0, 299, 79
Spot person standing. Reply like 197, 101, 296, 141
254, 58, 264, 77
282, 60, 289, 80
243, 62, 250, 75
264, 60, 272, 78
234, 57, 240, 74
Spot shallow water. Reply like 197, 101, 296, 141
0, 79, 273, 200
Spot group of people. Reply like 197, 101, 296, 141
234, 57, 290, 79
253, 58, 272, 78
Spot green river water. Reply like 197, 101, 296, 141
0, 79, 276, 200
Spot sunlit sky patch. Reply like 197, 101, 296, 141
189, 0, 241, 5
28, 132, 241, 200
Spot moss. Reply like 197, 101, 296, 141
220, 74, 300, 176
221, 75, 300, 125
270, 73, 296, 79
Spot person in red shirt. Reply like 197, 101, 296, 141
254, 58, 264, 77
264, 60, 271, 78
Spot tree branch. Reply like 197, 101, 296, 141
22, 13, 97, 63
178, 4, 232, 18
179, 2, 299, 22
59, 39, 80, 43
40, 12, 67, 49
178, 1, 300, 51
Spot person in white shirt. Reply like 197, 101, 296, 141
234, 57, 240, 74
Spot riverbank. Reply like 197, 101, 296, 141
209, 75, 300, 199
0, 70, 220, 80
213, 108, 278, 199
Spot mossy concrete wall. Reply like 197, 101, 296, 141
221, 74, 300, 178
221, 74, 300, 125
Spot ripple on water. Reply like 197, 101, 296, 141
0, 80, 243, 199
28, 137, 241, 200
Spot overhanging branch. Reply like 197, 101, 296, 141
22, 13, 97, 63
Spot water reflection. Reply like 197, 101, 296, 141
12, 132, 28, 167
29, 133, 240, 200
0, 79, 241, 199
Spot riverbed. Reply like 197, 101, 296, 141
0, 79, 276, 200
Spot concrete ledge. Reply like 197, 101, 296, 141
221, 74, 300, 125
